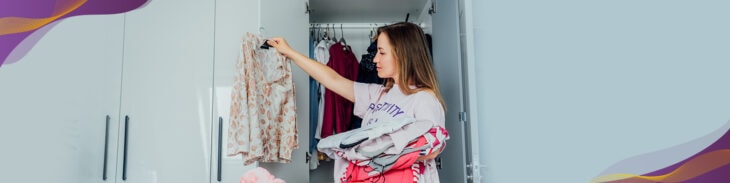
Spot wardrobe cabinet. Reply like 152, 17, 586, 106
210, 0, 311, 182
209, 1, 257, 183
116, 0, 215, 182
209, 0, 258, 182
0, 14, 125, 183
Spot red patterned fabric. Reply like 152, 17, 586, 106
340, 137, 428, 183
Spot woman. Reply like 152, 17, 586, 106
268, 22, 447, 183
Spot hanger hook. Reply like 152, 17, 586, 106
327, 24, 337, 40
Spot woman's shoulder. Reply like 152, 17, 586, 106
421, 87, 436, 94
355, 82, 385, 90
411, 88, 444, 109
416, 88, 436, 96
354, 82, 386, 98
411, 88, 445, 124
413, 88, 438, 101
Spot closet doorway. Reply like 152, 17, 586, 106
307, 0, 472, 182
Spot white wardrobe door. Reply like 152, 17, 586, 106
258, 0, 311, 182
0, 15, 124, 183
211, 0, 311, 182
118, 0, 214, 182
210, 0, 260, 182
432, 0, 470, 182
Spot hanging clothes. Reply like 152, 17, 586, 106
308, 34, 320, 170
314, 39, 335, 140
228, 32, 298, 165
350, 41, 383, 130
321, 42, 359, 138
357, 41, 383, 84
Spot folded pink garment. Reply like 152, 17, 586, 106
341, 136, 427, 183
240, 167, 286, 183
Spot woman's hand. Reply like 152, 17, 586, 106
266, 37, 294, 58
417, 147, 443, 161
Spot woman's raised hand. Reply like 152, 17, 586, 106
266, 37, 295, 58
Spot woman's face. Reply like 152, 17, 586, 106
374, 33, 399, 80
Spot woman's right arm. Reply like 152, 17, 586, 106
267, 38, 355, 102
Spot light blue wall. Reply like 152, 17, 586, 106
471, 1, 730, 182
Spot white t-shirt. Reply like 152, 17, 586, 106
353, 82, 445, 128
314, 40, 335, 139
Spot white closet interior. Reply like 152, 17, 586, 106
308, 0, 433, 57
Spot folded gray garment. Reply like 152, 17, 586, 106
317, 128, 361, 158
318, 117, 416, 152
340, 137, 368, 148
339, 117, 417, 148
358, 142, 394, 158
358, 135, 421, 158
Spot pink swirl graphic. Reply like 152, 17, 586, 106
0, 0, 149, 67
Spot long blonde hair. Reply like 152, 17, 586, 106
377, 22, 446, 110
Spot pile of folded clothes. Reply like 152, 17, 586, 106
318, 117, 449, 182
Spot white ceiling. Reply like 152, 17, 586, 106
309, 0, 429, 23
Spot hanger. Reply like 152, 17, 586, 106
369, 24, 374, 42
318, 24, 322, 41
332, 24, 337, 42
314, 24, 319, 41
259, 27, 272, 49
339, 24, 348, 51
339, 24, 346, 44
371, 24, 379, 41
260, 40, 273, 49
323, 24, 329, 41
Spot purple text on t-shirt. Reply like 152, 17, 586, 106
368, 102, 406, 118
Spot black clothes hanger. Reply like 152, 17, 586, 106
323, 24, 330, 41
260, 39, 272, 49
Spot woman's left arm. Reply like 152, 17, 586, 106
414, 91, 448, 161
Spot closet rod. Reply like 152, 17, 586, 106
309, 23, 391, 29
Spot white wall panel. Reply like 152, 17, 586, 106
0, 14, 125, 183
258, 0, 310, 182
211, 0, 260, 182
119, 0, 214, 182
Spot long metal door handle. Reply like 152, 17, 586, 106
217, 117, 223, 182
123, 115, 129, 181
103, 115, 110, 181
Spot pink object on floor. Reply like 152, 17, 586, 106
240, 167, 286, 183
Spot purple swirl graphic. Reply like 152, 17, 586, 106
0, 0, 149, 68
594, 121, 730, 182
